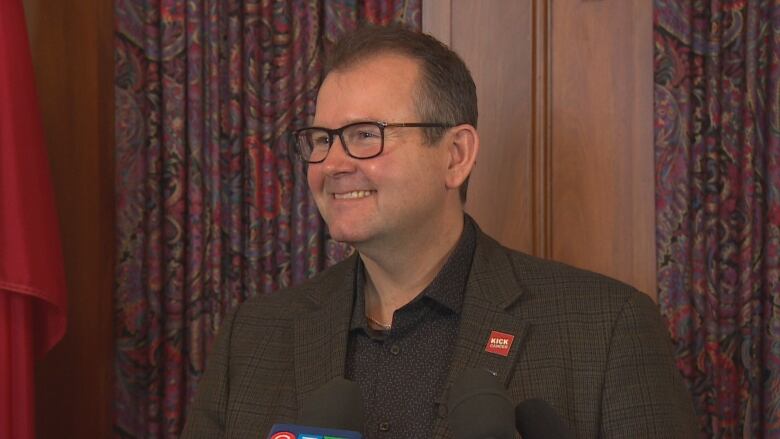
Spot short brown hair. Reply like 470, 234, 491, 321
324, 25, 478, 202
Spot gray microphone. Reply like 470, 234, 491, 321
515, 398, 574, 439
447, 368, 516, 439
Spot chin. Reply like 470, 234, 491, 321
321, 211, 375, 242
324, 222, 369, 245
327, 232, 367, 247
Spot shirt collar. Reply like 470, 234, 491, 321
349, 216, 477, 331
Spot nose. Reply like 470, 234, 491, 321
319, 135, 355, 175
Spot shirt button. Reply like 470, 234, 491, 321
379, 421, 390, 432
390, 344, 401, 355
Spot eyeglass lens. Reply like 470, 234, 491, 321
297, 123, 383, 162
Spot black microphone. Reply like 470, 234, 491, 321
447, 368, 516, 439
515, 398, 574, 439
266, 377, 364, 439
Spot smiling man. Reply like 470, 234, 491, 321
182, 26, 698, 438
305, 51, 476, 330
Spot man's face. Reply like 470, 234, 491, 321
307, 53, 452, 249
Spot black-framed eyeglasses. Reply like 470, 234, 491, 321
292, 121, 453, 163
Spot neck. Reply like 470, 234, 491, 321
358, 213, 465, 324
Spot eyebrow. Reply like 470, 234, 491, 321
311, 118, 386, 127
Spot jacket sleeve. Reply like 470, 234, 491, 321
600, 292, 699, 438
180, 308, 238, 439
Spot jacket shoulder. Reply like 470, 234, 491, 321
475, 232, 650, 320
233, 254, 357, 323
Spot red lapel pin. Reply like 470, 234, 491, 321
485, 330, 515, 357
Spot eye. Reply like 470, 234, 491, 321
356, 129, 380, 139
311, 132, 331, 146
348, 124, 382, 141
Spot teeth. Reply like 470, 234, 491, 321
333, 190, 374, 200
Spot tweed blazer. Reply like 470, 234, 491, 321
181, 230, 698, 438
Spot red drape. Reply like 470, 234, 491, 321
655, 0, 780, 436
0, 0, 68, 437
114, 1, 419, 436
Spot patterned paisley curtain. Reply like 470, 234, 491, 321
113, 1, 420, 437
654, 1, 780, 437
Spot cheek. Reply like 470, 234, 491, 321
306, 166, 321, 192
408, 153, 447, 187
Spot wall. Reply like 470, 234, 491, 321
23, 0, 115, 437
424, 0, 656, 297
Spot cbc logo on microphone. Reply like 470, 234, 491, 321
269, 432, 348, 439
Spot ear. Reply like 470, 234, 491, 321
444, 124, 479, 191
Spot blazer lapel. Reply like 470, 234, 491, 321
432, 232, 529, 438
293, 255, 358, 400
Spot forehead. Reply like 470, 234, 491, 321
314, 53, 422, 126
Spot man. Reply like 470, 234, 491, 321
182, 26, 698, 438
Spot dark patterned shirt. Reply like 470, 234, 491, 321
345, 218, 477, 439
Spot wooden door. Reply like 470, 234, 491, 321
424, 0, 656, 298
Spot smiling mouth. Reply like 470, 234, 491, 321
332, 190, 375, 200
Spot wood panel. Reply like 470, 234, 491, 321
23, 0, 115, 437
531, 0, 552, 258
425, 0, 656, 298
425, 0, 548, 256
447, 0, 536, 253
549, 0, 655, 297
421, 0, 451, 46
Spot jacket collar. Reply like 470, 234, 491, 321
430, 229, 529, 437
293, 253, 358, 398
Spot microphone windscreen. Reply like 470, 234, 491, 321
266, 423, 362, 439
515, 398, 573, 439
297, 377, 364, 433
447, 368, 516, 439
